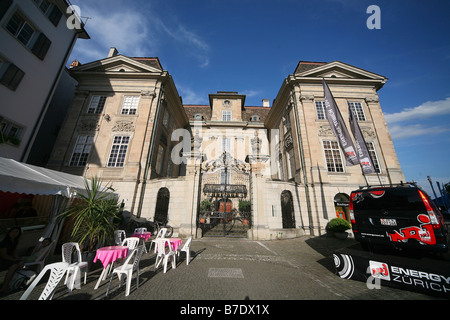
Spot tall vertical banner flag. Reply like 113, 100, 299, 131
322, 79, 359, 166
348, 106, 376, 174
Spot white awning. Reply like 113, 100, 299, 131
0, 157, 87, 198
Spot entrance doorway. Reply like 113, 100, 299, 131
154, 187, 170, 223
334, 193, 350, 222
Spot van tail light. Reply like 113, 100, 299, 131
349, 193, 356, 224
418, 190, 441, 228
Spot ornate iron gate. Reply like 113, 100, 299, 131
198, 152, 251, 237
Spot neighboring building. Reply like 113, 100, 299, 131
0, 0, 89, 161
48, 49, 405, 240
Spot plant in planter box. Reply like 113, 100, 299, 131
60, 177, 120, 268
327, 218, 351, 239
238, 200, 251, 225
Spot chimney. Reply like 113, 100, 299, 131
262, 99, 270, 107
108, 47, 118, 57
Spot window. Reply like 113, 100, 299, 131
162, 108, 170, 128
282, 114, 291, 133
222, 138, 230, 152
69, 135, 93, 166
107, 136, 129, 167
155, 144, 165, 174
287, 149, 295, 179
0, 62, 25, 91
348, 102, 366, 121
0, 117, 23, 145
315, 101, 327, 120
250, 115, 260, 122
194, 113, 203, 120
121, 96, 140, 115
87, 96, 106, 114
323, 140, 344, 173
33, 0, 62, 26
222, 110, 231, 121
6, 11, 52, 60
6, 12, 36, 46
366, 142, 381, 173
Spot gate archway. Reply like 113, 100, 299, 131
199, 152, 251, 237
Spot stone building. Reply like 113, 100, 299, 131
47, 49, 404, 240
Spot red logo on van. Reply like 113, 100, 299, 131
388, 214, 436, 245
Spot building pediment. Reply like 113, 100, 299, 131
295, 60, 386, 81
70, 55, 163, 74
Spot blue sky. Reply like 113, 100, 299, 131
67, 0, 450, 197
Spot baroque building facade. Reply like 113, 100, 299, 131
47, 48, 404, 240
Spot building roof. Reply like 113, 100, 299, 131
131, 57, 163, 71
294, 61, 327, 74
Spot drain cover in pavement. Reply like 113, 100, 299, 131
208, 268, 244, 278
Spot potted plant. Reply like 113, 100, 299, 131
60, 177, 120, 270
239, 200, 251, 226
199, 199, 212, 223
327, 218, 351, 239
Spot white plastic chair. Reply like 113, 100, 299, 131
150, 227, 167, 253
106, 245, 145, 297
114, 230, 126, 245
134, 227, 147, 234
24, 240, 54, 273
61, 242, 88, 291
178, 236, 193, 265
20, 262, 69, 300
154, 238, 176, 273
121, 237, 140, 251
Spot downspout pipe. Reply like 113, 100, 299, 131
136, 81, 165, 217
290, 85, 314, 236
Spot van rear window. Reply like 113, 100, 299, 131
353, 188, 425, 215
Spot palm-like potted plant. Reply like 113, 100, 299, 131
60, 177, 120, 269
327, 218, 352, 239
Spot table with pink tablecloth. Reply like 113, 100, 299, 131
168, 238, 182, 251
132, 232, 152, 241
93, 246, 128, 289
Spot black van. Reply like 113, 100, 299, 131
349, 183, 448, 253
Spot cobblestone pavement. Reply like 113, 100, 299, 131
1, 235, 445, 305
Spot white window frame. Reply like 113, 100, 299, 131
315, 101, 327, 120
222, 138, 230, 153
87, 96, 106, 114
6, 11, 37, 47
348, 101, 366, 121
69, 135, 93, 167
155, 144, 165, 174
162, 107, 170, 128
323, 140, 344, 173
222, 110, 232, 121
107, 136, 130, 167
121, 95, 140, 115
366, 142, 381, 173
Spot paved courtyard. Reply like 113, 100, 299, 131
1, 235, 443, 305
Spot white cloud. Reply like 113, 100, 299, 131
388, 124, 450, 140
69, 1, 210, 68
156, 21, 210, 68
177, 85, 207, 105
385, 97, 450, 124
